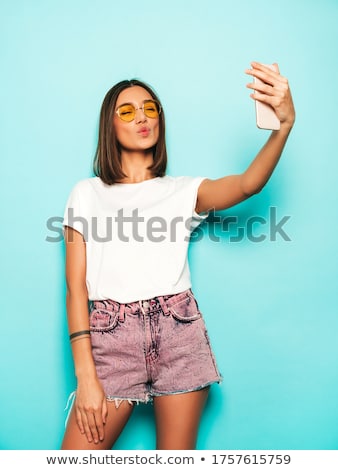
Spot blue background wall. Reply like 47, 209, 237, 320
1, 0, 337, 450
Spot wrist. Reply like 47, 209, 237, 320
280, 115, 295, 131
273, 120, 294, 138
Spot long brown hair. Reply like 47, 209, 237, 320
93, 79, 167, 185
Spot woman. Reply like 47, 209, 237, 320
61, 62, 295, 450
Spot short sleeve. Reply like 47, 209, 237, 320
189, 176, 209, 230
63, 182, 88, 239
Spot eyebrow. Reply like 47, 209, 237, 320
117, 102, 133, 108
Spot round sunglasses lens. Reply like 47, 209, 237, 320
143, 101, 159, 118
118, 104, 135, 122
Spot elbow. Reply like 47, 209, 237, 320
252, 185, 263, 196
242, 183, 263, 198
240, 175, 264, 198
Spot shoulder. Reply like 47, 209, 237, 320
68, 177, 101, 196
166, 175, 207, 191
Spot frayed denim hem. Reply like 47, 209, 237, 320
64, 377, 222, 425
106, 395, 152, 409
64, 391, 76, 428
63, 390, 152, 425
150, 377, 222, 398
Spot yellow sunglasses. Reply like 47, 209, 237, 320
115, 100, 161, 122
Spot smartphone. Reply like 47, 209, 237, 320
254, 63, 280, 130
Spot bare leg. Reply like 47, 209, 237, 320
154, 387, 209, 450
61, 400, 134, 450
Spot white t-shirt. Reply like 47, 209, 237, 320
63, 175, 207, 302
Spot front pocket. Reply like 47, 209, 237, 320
169, 296, 201, 322
89, 309, 119, 332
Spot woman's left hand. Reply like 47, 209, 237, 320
246, 62, 295, 129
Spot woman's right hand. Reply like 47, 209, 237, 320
74, 377, 108, 444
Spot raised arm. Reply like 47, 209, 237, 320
196, 62, 295, 213
64, 227, 107, 444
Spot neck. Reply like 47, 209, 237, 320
120, 150, 154, 184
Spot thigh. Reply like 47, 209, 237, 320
153, 387, 209, 450
61, 400, 134, 450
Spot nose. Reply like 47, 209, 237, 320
135, 106, 147, 124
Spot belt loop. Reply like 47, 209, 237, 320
158, 296, 170, 316
118, 302, 125, 322
138, 300, 146, 315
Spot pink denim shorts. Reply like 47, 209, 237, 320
89, 289, 222, 406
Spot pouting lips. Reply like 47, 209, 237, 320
137, 127, 150, 137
